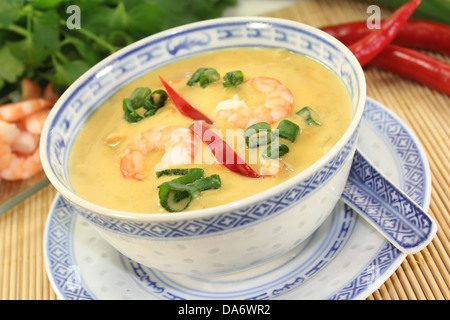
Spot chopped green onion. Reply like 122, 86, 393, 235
130, 87, 151, 107
244, 122, 273, 148
123, 97, 143, 123
276, 120, 300, 142
148, 89, 168, 108
187, 68, 220, 88
156, 168, 221, 212
223, 70, 244, 87
159, 182, 199, 212
296, 106, 322, 126
156, 168, 204, 178
172, 175, 222, 203
190, 174, 221, 191
143, 89, 168, 117
123, 87, 168, 123
263, 143, 289, 159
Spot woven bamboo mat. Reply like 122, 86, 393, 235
0, 0, 448, 300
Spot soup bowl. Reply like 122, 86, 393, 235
40, 17, 366, 276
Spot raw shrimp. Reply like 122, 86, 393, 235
120, 126, 198, 180
215, 77, 293, 129
0, 98, 52, 122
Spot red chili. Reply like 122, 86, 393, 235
190, 121, 260, 178
159, 76, 214, 124
373, 45, 450, 95
321, 20, 450, 94
348, 0, 421, 66
321, 20, 450, 55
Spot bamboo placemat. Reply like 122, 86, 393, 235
0, 0, 448, 300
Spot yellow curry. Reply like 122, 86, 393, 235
69, 48, 352, 213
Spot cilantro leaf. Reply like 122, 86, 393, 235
0, 0, 237, 97
0, 0, 25, 27
0, 45, 25, 87
33, 10, 60, 51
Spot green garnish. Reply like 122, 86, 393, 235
262, 143, 290, 159
244, 122, 273, 148
223, 70, 244, 87
276, 120, 300, 142
143, 89, 168, 117
123, 98, 143, 123
157, 168, 221, 212
123, 87, 167, 123
0, 0, 237, 96
187, 67, 220, 88
296, 106, 322, 126
156, 168, 204, 178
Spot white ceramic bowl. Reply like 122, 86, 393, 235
40, 17, 366, 276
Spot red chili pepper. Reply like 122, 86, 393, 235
159, 76, 214, 124
348, 0, 421, 66
373, 45, 450, 95
159, 76, 260, 178
190, 121, 260, 178
321, 20, 450, 55
321, 20, 450, 94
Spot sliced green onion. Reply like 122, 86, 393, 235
142, 89, 168, 117
156, 168, 204, 178
159, 182, 199, 212
187, 68, 220, 88
190, 174, 221, 191
276, 120, 300, 142
263, 143, 289, 159
123, 87, 168, 122
130, 87, 151, 108
244, 122, 273, 148
123, 97, 143, 123
156, 168, 221, 212
296, 106, 322, 126
148, 89, 168, 108
173, 175, 222, 203
223, 70, 244, 87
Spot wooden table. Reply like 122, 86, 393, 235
1, 0, 449, 300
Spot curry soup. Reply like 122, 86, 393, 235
69, 48, 352, 213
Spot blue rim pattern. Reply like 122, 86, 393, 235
44, 98, 430, 300
44, 18, 362, 218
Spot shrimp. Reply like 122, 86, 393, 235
215, 77, 293, 129
0, 148, 42, 181
0, 121, 20, 171
120, 126, 198, 181
21, 108, 51, 135
21, 78, 42, 100
0, 121, 42, 180
0, 98, 52, 123
11, 130, 39, 155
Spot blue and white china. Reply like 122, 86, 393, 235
343, 150, 436, 254
41, 16, 367, 275
44, 98, 432, 299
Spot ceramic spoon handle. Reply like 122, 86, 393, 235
342, 149, 437, 254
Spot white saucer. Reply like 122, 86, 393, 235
43, 97, 431, 300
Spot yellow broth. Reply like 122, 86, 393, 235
69, 48, 352, 213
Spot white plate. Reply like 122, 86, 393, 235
43, 97, 431, 300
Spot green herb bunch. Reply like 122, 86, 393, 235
0, 0, 237, 100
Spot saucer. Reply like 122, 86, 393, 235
43, 97, 431, 300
